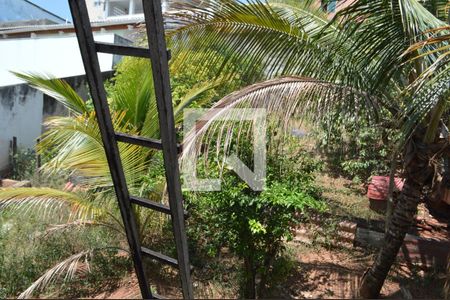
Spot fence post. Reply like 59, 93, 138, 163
36, 138, 41, 169
10, 136, 17, 178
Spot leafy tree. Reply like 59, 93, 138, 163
186, 140, 326, 298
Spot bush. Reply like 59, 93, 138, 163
186, 145, 326, 298
0, 213, 124, 298
314, 110, 393, 183
9, 147, 37, 181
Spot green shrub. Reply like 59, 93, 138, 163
315, 110, 393, 183
9, 147, 36, 181
186, 145, 326, 298
0, 213, 123, 298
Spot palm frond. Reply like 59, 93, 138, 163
109, 57, 155, 131
13, 72, 89, 115
182, 76, 379, 162
18, 250, 91, 299
38, 111, 149, 190
400, 64, 450, 143
399, 23, 450, 143
167, 0, 356, 85
38, 220, 124, 238
404, 25, 450, 90
0, 187, 103, 222
331, 0, 445, 90
17, 248, 125, 299
174, 77, 224, 122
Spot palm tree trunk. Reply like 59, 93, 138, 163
385, 156, 397, 233
359, 135, 434, 298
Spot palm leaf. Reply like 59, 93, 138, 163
18, 248, 126, 299
400, 24, 450, 143
13, 72, 89, 115
167, 0, 353, 84
330, 0, 445, 90
0, 187, 103, 222
182, 76, 379, 163
37, 111, 149, 191
109, 57, 155, 131
37, 219, 125, 238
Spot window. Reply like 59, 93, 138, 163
321, 0, 337, 13
107, 0, 129, 17
327, 0, 336, 13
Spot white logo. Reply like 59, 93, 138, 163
182, 108, 266, 191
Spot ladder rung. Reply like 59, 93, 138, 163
95, 42, 151, 58
115, 132, 182, 153
130, 196, 171, 214
141, 246, 178, 267
115, 132, 163, 150
130, 196, 189, 218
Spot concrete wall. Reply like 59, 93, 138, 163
0, 71, 114, 173
0, 32, 119, 173
0, 84, 43, 171
0, 33, 116, 87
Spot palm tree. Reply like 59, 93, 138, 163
0, 55, 225, 296
167, 0, 449, 297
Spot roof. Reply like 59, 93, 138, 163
0, 14, 146, 37
0, 0, 66, 27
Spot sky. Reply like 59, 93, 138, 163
30, 0, 72, 22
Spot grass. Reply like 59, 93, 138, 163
316, 172, 384, 221
0, 211, 128, 298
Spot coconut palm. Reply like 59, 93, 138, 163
0, 55, 225, 296
167, 0, 449, 297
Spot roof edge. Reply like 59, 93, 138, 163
23, 0, 68, 23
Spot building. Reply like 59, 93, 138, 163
318, 0, 354, 18
321, 0, 449, 21
0, 0, 66, 27
0, 0, 145, 174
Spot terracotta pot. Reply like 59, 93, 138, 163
367, 176, 404, 201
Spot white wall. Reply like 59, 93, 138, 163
0, 33, 115, 87
86, 0, 106, 21
0, 85, 43, 171
0, 33, 116, 172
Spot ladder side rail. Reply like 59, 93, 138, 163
141, 0, 194, 298
67, 1, 152, 298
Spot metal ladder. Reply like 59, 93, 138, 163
68, 0, 193, 298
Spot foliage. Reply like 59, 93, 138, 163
186, 142, 326, 297
169, 0, 448, 154
419, 0, 449, 20
54, 250, 131, 298
9, 147, 37, 181
0, 212, 123, 298
171, 0, 449, 204
169, 1, 449, 296
314, 112, 394, 183
0, 29, 260, 296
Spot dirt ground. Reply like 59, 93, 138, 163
93, 242, 446, 299
280, 245, 445, 299
93, 173, 447, 299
